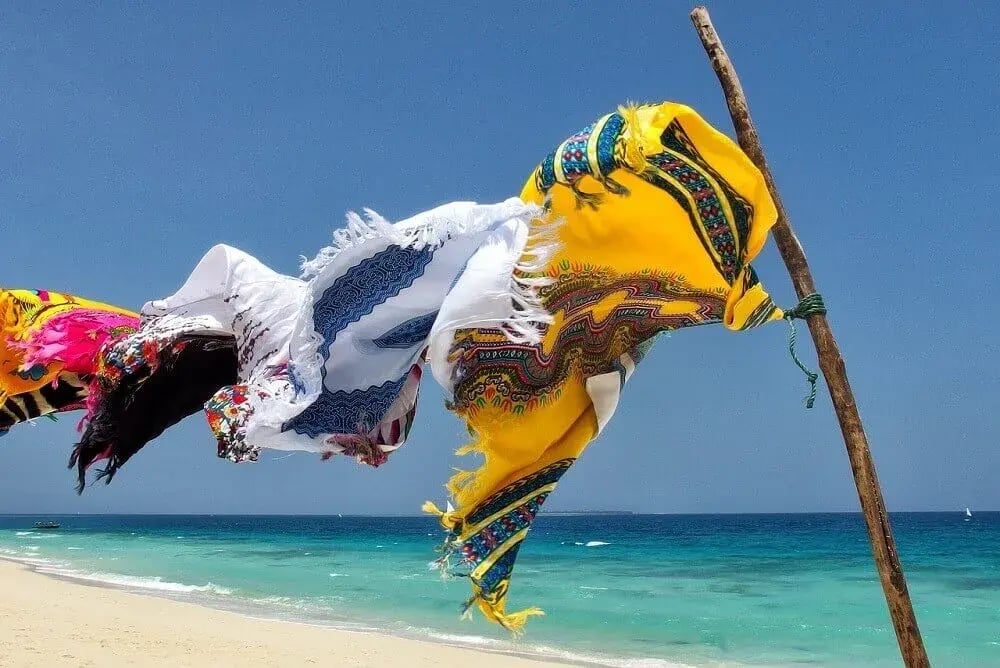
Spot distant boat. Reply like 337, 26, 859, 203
34, 520, 60, 529
965, 507, 972, 521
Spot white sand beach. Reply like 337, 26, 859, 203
0, 560, 562, 667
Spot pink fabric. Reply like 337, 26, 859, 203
16, 311, 139, 375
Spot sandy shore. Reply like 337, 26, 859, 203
0, 560, 563, 667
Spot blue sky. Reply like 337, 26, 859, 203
2, 1, 997, 514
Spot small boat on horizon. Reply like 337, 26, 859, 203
33, 520, 60, 529
965, 507, 972, 521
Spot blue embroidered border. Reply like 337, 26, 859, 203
283, 244, 434, 437
284, 374, 410, 437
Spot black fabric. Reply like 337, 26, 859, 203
70, 334, 237, 493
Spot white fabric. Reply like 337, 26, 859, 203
141, 244, 307, 382
138, 199, 549, 461
585, 351, 638, 434
585, 336, 659, 434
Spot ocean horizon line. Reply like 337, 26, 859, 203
1, 509, 995, 518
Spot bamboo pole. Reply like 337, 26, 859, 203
688, 7, 929, 667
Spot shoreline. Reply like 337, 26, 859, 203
0, 557, 579, 667
6, 510, 993, 516
0, 556, 681, 668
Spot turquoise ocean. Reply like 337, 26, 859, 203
0, 513, 996, 667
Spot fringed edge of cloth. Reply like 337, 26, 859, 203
422, 500, 547, 634
299, 198, 558, 344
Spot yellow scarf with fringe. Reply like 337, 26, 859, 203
425, 101, 785, 631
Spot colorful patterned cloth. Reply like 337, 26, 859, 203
74, 199, 552, 489
0, 288, 137, 434
71, 314, 238, 490
425, 102, 785, 631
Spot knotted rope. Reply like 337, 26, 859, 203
783, 293, 826, 408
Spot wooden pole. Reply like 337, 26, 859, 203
689, 7, 930, 667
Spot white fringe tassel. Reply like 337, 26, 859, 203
500, 209, 563, 344
299, 208, 401, 280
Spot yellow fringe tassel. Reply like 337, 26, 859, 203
617, 103, 648, 174
0, 293, 36, 339
420, 501, 462, 531
475, 597, 545, 635
454, 442, 479, 457
445, 468, 478, 498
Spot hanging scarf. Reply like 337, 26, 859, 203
425, 101, 785, 631
0, 288, 137, 434
74, 200, 552, 488
71, 316, 238, 491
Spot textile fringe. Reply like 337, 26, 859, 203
298, 209, 399, 280
423, 500, 463, 581
424, 490, 546, 634
71, 329, 237, 493
445, 466, 481, 500
442, 417, 500, 506
501, 210, 563, 344
425, 422, 535, 631
0, 291, 36, 340
421, 500, 462, 531
617, 102, 649, 173
299, 200, 550, 283
563, 103, 651, 210
463, 584, 545, 634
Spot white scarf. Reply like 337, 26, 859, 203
139, 199, 549, 464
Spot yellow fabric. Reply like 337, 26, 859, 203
427, 102, 785, 631
0, 289, 134, 403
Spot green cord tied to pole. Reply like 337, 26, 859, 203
783, 293, 826, 409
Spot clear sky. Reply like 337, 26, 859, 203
2, 2, 997, 515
